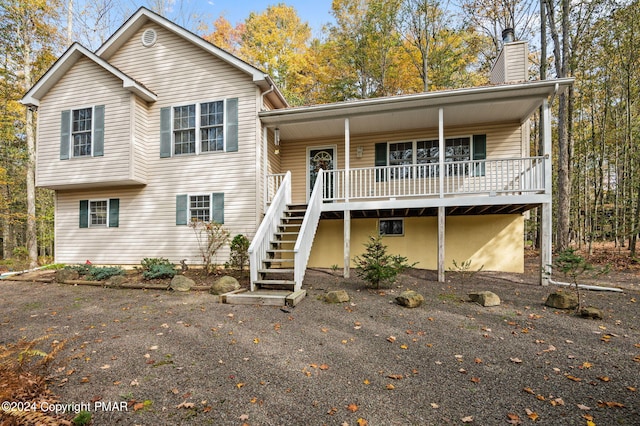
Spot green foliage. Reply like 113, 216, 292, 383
228, 234, 250, 273
64, 264, 125, 281
87, 266, 125, 281
72, 410, 92, 425
140, 257, 176, 280
143, 264, 177, 280
189, 220, 230, 275
353, 235, 416, 288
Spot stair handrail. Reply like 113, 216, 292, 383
249, 171, 292, 291
293, 169, 323, 291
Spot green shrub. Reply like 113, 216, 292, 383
353, 235, 416, 289
87, 266, 125, 281
64, 264, 125, 281
143, 264, 177, 280
139, 258, 176, 280
228, 234, 250, 273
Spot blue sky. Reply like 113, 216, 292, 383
125, 1, 335, 36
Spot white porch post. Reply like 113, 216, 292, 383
437, 107, 445, 282
262, 126, 268, 213
540, 98, 552, 285
344, 118, 351, 278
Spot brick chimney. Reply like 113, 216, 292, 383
490, 28, 529, 84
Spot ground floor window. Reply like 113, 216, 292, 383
189, 195, 211, 222
79, 198, 119, 228
379, 219, 404, 236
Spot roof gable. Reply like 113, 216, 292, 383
96, 7, 287, 108
21, 43, 157, 107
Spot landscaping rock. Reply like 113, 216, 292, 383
55, 268, 79, 282
210, 276, 240, 295
106, 275, 127, 287
468, 291, 501, 307
545, 291, 578, 310
170, 275, 194, 292
325, 290, 350, 303
396, 290, 425, 308
580, 306, 603, 320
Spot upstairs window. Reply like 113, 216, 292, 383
72, 108, 93, 157
60, 105, 105, 160
160, 98, 238, 158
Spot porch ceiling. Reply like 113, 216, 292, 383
260, 79, 573, 141
320, 203, 539, 220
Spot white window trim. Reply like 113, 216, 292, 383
70, 105, 95, 158
379, 218, 404, 236
172, 99, 228, 156
386, 135, 474, 165
88, 199, 109, 227
188, 193, 212, 222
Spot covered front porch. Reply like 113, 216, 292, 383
250, 79, 572, 292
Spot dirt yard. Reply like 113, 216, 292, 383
1, 250, 639, 425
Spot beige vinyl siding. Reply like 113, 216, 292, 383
505, 42, 528, 82
36, 58, 138, 188
132, 97, 149, 181
280, 123, 523, 204
52, 22, 261, 265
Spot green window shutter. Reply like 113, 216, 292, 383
176, 194, 188, 225
160, 107, 172, 158
60, 110, 70, 160
108, 198, 119, 227
79, 200, 89, 228
374, 142, 387, 182
212, 193, 224, 224
473, 134, 487, 177
225, 98, 238, 152
93, 105, 105, 156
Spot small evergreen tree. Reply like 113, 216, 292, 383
228, 234, 250, 275
353, 235, 415, 289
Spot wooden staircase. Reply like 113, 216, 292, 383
254, 204, 307, 291
223, 204, 308, 306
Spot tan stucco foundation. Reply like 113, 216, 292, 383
308, 214, 524, 273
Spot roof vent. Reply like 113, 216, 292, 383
141, 28, 157, 47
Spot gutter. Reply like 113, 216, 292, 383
260, 84, 275, 111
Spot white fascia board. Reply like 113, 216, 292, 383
260, 78, 574, 125
21, 43, 157, 107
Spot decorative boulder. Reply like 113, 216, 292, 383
56, 268, 79, 282
544, 291, 578, 310
325, 290, 350, 303
210, 276, 240, 295
170, 275, 194, 292
468, 291, 501, 307
579, 306, 603, 320
396, 290, 425, 308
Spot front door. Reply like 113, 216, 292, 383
308, 147, 336, 201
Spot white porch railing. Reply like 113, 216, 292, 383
319, 157, 545, 201
292, 169, 323, 291
249, 171, 291, 291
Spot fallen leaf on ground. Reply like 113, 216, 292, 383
577, 404, 591, 410
430, 403, 439, 409
319, 364, 329, 370
176, 401, 195, 409
386, 384, 395, 390
470, 377, 480, 383
510, 357, 523, 364
598, 401, 625, 408
387, 374, 403, 380
387, 336, 396, 343
566, 375, 582, 382
525, 408, 538, 421
461, 415, 473, 423
597, 376, 610, 382
347, 403, 359, 412
357, 418, 368, 426
506, 412, 520, 424
550, 398, 564, 406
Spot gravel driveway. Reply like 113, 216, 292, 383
1, 268, 638, 425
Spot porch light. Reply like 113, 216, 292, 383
274, 127, 280, 146
356, 146, 364, 158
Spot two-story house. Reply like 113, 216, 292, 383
22, 8, 572, 300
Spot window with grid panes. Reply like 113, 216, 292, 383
189, 195, 210, 222
72, 108, 92, 156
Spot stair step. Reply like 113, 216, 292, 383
258, 268, 294, 274
267, 249, 295, 254
274, 231, 299, 236
254, 280, 296, 290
